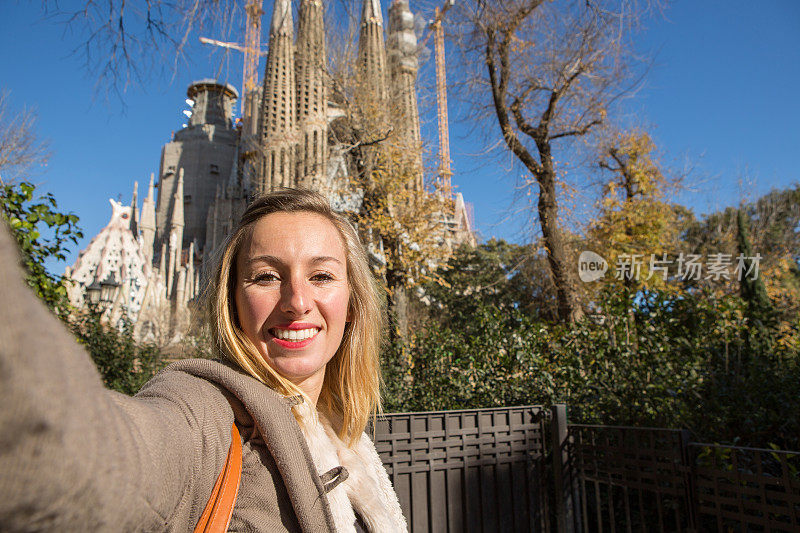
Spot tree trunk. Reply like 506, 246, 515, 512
355, 150, 410, 341
387, 273, 409, 341
483, 20, 586, 325
536, 143, 584, 323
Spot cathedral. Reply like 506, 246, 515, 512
66, 0, 474, 343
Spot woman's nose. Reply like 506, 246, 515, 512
280, 278, 311, 316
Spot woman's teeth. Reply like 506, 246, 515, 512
272, 328, 319, 341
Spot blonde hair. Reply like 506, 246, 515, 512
206, 188, 385, 445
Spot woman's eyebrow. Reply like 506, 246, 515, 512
310, 256, 343, 265
246, 255, 343, 266
246, 254, 282, 265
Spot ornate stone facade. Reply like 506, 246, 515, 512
67, 0, 474, 342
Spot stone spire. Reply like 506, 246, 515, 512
186, 241, 195, 301
167, 169, 185, 297
388, 0, 421, 148
140, 174, 156, 263
176, 267, 187, 307
158, 243, 167, 280
358, 0, 390, 113
296, 0, 328, 190
170, 169, 185, 246
129, 181, 139, 236
258, 0, 297, 193
108, 276, 129, 326
388, 0, 424, 194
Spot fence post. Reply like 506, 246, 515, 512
551, 404, 574, 533
680, 429, 698, 532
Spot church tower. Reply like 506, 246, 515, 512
155, 79, 238, 253
357, 0, 390, 123
388, 0, 421, 147
388, 0, 423, 193
257, 0, 297, 193
296, 0, 328, 191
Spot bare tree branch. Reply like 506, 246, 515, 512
549, 119, 602, 140
40, 0, 240, 101
448, 0, 658, 323
0, 91, 51, 185
485, 27, 543, 176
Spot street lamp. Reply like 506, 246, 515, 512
85, 280, 102, 305
99, 272, 121, 304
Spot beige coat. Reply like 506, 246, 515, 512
0, 221, 406, 532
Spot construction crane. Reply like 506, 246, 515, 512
199, 0, 265, 128
419, 0, 455, 200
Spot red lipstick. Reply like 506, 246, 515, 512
271, 336, 317, 349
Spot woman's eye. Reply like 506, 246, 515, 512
311, 272, 335, 283
253, 273, 279, 284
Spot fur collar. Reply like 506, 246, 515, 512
294, 402, 407, 533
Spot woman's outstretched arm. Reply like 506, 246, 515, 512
0, 220, 232, 531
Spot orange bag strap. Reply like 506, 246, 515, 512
194, 423, 242, 533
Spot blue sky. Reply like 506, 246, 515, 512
1, 0, 798, 270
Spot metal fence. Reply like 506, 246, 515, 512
372, 405, 800, 533
372, 406, 550, 533
692, 442, 800, 532
563, 425, 694, 532
561, 420, 800, 533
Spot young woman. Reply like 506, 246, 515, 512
0, 189, 407, 532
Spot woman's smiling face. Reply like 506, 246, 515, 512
234, 211, 350, 390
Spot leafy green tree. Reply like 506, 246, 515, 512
737, 208, 771, 313
384, 283, 800, 449
588, 130, 685, 294
684, 185, 800, 299
683, 185, 799, 351
426, 240, 527, 313
427, 239, 569, 321
736, 208, 777, 353
353, 143, 451, 340
0, 181, 83, 314
69, 308, 165, 395
1, 181, 165, 395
